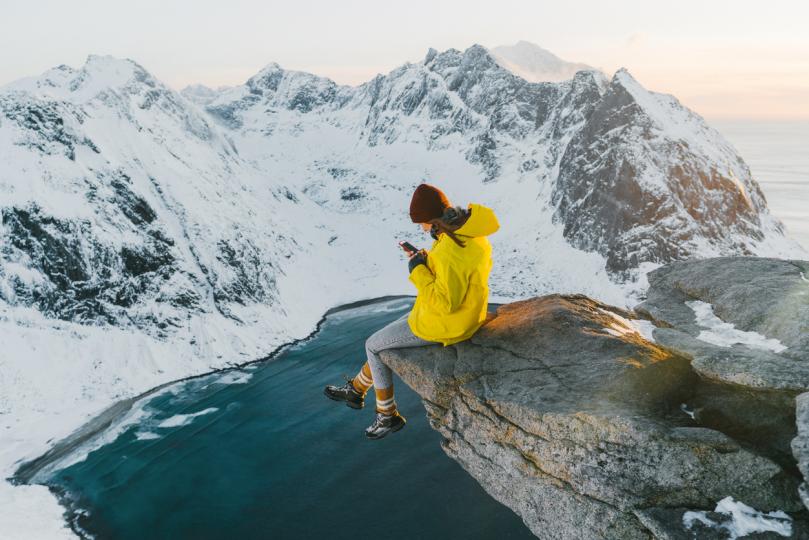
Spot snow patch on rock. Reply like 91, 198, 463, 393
686, 300, 788, 352
683, 496, 792, 539
597, 307, 657, 342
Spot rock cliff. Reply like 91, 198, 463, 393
380, 257, 809, 539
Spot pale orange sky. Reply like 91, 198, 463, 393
2, 0, 807, 120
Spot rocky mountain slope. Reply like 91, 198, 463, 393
381, 256, 809, 539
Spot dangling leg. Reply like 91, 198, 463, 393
323, 316, 407, 411
365, 349, 398, 417
373, 387, 397, 416
363, 314, 437, 439
350, 362, 374, 396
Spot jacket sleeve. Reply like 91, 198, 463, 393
408, 260, 467, 314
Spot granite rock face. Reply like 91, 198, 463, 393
381, 259, 809, 538
636, 256, 809, 520
552, 72, 780, 275
636, 257, 809, 372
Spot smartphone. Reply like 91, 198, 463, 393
398, 240, 419, 254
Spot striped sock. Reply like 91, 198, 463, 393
375, 385, 398, 416
351, 363, 373, 395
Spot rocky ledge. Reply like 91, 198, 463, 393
380, 257, 809, 539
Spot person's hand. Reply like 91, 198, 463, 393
407, 249, 428, 273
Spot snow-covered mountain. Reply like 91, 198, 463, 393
0, 45, 803, 537
190, 44, 794, 274
490, 41, 598, 83
180, 83, 232, 106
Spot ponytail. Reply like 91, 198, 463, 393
429, 205, 470, 248
434, 221, 466, 247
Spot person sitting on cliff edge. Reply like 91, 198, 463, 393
324, 182, 501, 439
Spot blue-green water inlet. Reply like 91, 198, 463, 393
41, 298, 534, 539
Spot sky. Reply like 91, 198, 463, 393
2, 0, 807, 119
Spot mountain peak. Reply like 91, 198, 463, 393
490, 41, 597, 83
254, 61, 284, 75
447, 43, 500, 72
605, 66, 725, 158
466, 43, 489, 55
84, 53, 132, 65
82, 54, 145, 77
2, 54, 160, 98
463, 43, 496, 64
75, 54, 166, 95
245, 62, 287, 92
181, 83, 232, 106
245, 61, 343, 93
609, 67, 671, 113
512, 40, 554, 53
424, 47, 438, 64
612, 67, 636, 83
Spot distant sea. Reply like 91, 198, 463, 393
712, 120, 809, 251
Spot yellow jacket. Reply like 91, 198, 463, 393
407, 203, 500, 346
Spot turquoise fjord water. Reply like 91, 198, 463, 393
41, 298, 534, 540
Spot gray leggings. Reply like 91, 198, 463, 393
365, 312, 438, 390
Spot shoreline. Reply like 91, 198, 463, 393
7, 292, 514, 539
12, 294, 415, 486
8, 294, 416, 539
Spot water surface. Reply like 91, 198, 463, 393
713, 119, 809, 250
43, 298, 534, 540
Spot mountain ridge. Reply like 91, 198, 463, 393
1, 43, 801, 335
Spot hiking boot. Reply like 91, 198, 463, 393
365, 411, 406, 440
324, 376, 365, 409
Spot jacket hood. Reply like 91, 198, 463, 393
454, 203, 500, 238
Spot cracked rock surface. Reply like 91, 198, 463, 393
380, 284, 809, 539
